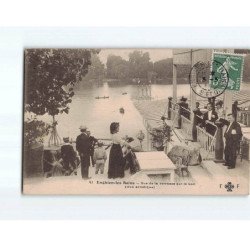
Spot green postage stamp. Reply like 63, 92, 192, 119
210, 52, 245, 91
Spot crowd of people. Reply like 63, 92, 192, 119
175, 96, 243, 169
43, 96, 243, 177
193, 98, 243, 169
43, 123, 140, 180
193, 98, 241, 136
177, 96, 241, 135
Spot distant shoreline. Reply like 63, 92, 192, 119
81, 77, 190, 85
80, 77, 250, 86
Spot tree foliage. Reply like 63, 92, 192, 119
106, 51, 153, 79
25, 49, 98, 116
24, 118, 49, 146
106, 55, 129, 79
128, 51, 153, 78
84, 52, 105, 80
154, 58, 190, 79
154, 58, 173, 78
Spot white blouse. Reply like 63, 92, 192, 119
111, 133, 128, 145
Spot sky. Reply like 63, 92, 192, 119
98, 49, 173, 64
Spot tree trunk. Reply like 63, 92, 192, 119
48, 115, 61, 146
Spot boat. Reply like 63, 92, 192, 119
95, 96, 109, 99
119, 107, 125, 114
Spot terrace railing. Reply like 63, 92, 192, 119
170, 106, 179, 128
181, 115, 192, 139
196, 123, 218, 160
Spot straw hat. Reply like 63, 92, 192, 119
79, 125, 88, 130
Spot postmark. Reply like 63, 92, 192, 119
189, 60, 229, 98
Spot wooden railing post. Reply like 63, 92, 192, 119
167, 97, 172, 120
192, 110, 199, 142
177, 106, 182, 129
214, 120, 224, 162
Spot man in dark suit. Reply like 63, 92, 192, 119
76, 125, 91, 179
61, 137, 77, 175
194, 102, 203, 125
202, 103, 218, 136
224, 114, 243, 169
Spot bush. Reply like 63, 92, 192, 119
24, 118, 49, 146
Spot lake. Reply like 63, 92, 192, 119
35, 80, 250, 146
40, 81, 190, 145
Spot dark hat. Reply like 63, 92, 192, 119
180, 96, 187, 101
97, 141, 104, 147
63, 137, 69, 142
216, 100, 223, 106
110, 122, 119, 134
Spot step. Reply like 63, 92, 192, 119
188, 165, 212, 182
201, 160, 229, 178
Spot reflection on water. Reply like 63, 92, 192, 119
40, 82, 190, 144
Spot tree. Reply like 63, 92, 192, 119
154, 58, 190, 80
83, 53, 105, 80
106, 55, 129, 79
128, 51, 153, 78
25, 49, 98, 116
24, 118, 49, 146
154, 58, 173, 79
25, 49, 98, 145
115, 61, 130, 79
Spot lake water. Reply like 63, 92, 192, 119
39, 82, 190, 144
35, 81, 250, 145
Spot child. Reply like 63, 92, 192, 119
61, 137, 77, 175
93, 142, 107, 174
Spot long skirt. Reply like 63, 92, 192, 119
108, 144, 125, 179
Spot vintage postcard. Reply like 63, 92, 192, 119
22, 48, 250, 195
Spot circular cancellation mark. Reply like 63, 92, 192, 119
189, 60, 229, 99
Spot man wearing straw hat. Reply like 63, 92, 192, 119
76, 125, 91, 179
